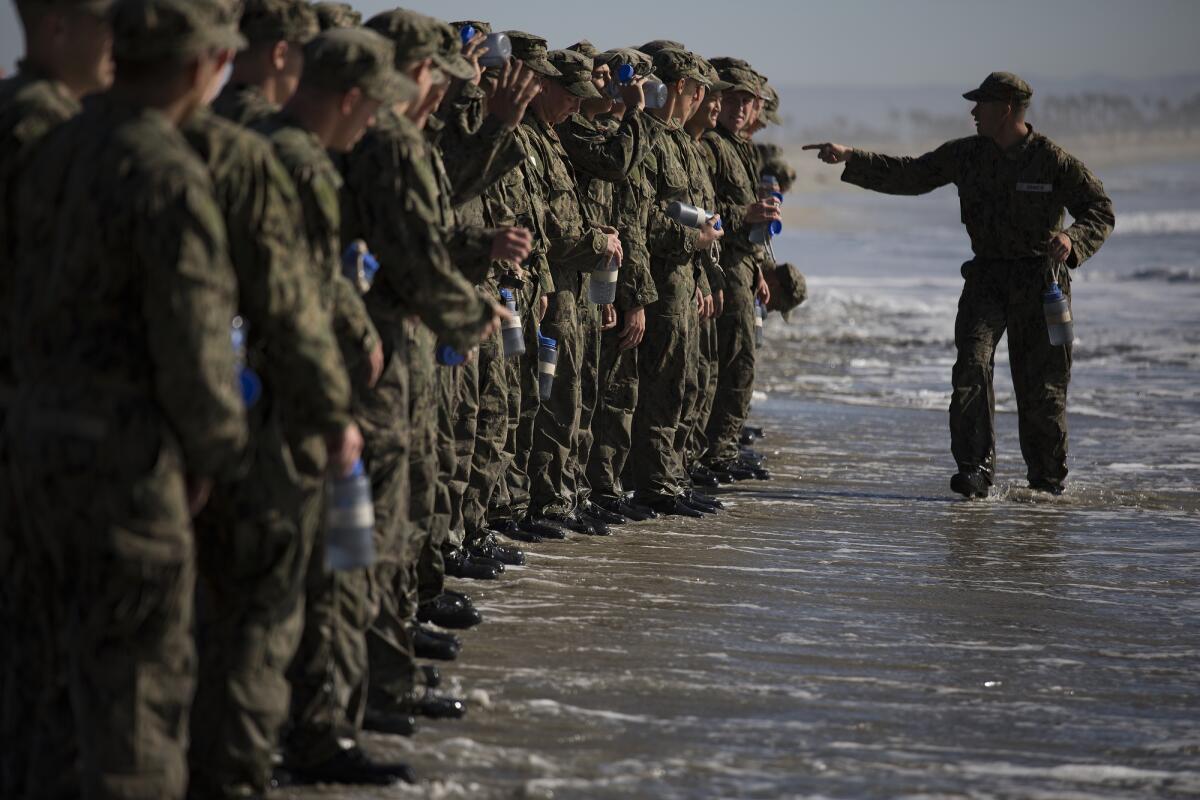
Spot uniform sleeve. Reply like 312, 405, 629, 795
558, 112, 649, 183
229, 148, 352, 435
1059, 155, 1115, 268
705, 137, 752, 241
143, 176, 247, 478
841, 139, 961, 196
444, 223, 496, 285
331, 273, 380, 390
645, 144, 702, 262
350, 136, 491, 351
443, 114, 526, 206
615, 236, 657, 310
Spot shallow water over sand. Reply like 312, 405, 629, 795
286, 397, 1200, 799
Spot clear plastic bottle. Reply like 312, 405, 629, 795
667, 201, 721, 230
325, 459, 376, 571
231, 315, 262, 407
1042, 282, 1074, 346
478, 32, 512, 67
537, 333, 557, 401
607, 66, 666, 108
500, 288, 525, 357
754, 299, 765, 348
588, 253, 619, 305
749, 174, 784, 245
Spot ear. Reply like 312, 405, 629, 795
341, 86, 363, 116
271, 40, 289, 71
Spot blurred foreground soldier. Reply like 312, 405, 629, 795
212, 0, 318, 125
255, 26, 418, 785
804, 72, 1114, 497
0, 0, 113, 793
756, 141, 796, 193
181, 34, 366, 800
314, 1, 361, 30
763, 262, 807, 319
6, 1, 248, 796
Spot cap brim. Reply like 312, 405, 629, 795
560, 79, 602, 99
201, 26, 249, 54
368, 71, 419, 104
435, 53, 476, 82
522, 58, 562, 77
709, 78, 734, 93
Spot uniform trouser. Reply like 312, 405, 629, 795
571, 287, 602, 508
950, 258, 1072, 487
464, 329, 510, 540
690, 316, 720, 465
672, 290, 703, 485
9, 415, 196, 800
585, 317, 640, 500
503, 278, 541, 520
631, 271, 693, 501
528, 279, 584, 517
704, 276, 756, 466
188, 417, 312, 800
285, 484, 370, 769
334, 322, 417, 719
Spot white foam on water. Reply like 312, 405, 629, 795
1113, 209, 1200, 235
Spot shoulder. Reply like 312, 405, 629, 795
0, 74, 79, 152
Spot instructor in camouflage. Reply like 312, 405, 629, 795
805, 72, 1114, 497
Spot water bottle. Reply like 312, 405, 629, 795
500, 288, 525, 357
667, 201, 721, 230
342, 240, 379, 293
230, 315, 262, 407
459, 24, 476, 45
588, 253, 619, 305
325, 459, 376, 571
641, 78, 667, 109
537, 334, 557, 401
606, 64, 637, 100
749, 174, 784, 245
754, 299, 765, 348
1042, 282, 1074, 346
436, 343, 467, 367
478, 32, 512, 68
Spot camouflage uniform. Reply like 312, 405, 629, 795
182, 108, 353, 800
341, 9, 492, 713
211, 0, 318, 126
557, 105, 654, 508
842, 95, 1113, 489
255, 27, 411, 767
702, 59, 767, 468
629, 49, 710, 503
523, 49, 614, 519
6, 4, 248, 797
314, 1, 361, 30
0, 41, 91, 799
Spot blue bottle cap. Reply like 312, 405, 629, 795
1043, 282, 1063, 302
361, 251, 380, 283
770, 191, 784, 203
537, 333, 557, 350
500, 288, 513, 301
617, 63, 635, 83
713, 219, 722, 231
436, 343, 467, 367
240, 367, 262, 407
460, 25, 476, 45
768, 219, 783, 236
351, 458, 365, 478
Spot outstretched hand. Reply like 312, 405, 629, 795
488, 60, 540, 128
802, 142, 853, 164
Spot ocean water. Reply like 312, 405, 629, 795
286, 158, 1200, 799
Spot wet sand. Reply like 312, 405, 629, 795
282, 396, 1200, 799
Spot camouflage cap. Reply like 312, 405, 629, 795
566, 40, 599, 59
313, 1, 361, 31
302, 27, 417, 104
238, 0, 319, 44
697, 56, 733, 93
366, 9, 474, 81
762, 83, 781, 123
709, 56, 759, 96
652, 47, 711, 88
596, 47, 655, 79
963, 71, 1032, 103
452, 20, 492, 38
111, 0, 245, 62
638, 39, 686, 56
505, 31, 561, 77
769, 263, 807, 320
546, 49, 602, 99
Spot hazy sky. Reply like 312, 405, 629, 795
2, 0, 1198, 86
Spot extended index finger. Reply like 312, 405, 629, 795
801, 143, 828, 151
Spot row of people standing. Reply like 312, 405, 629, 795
0, 0, 806, 797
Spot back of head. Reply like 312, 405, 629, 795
313, 1, 361, 31
111, 0, 244, 76
299, 26, 415, 104
367, 8, 474, 80
238, 0, 319, 46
